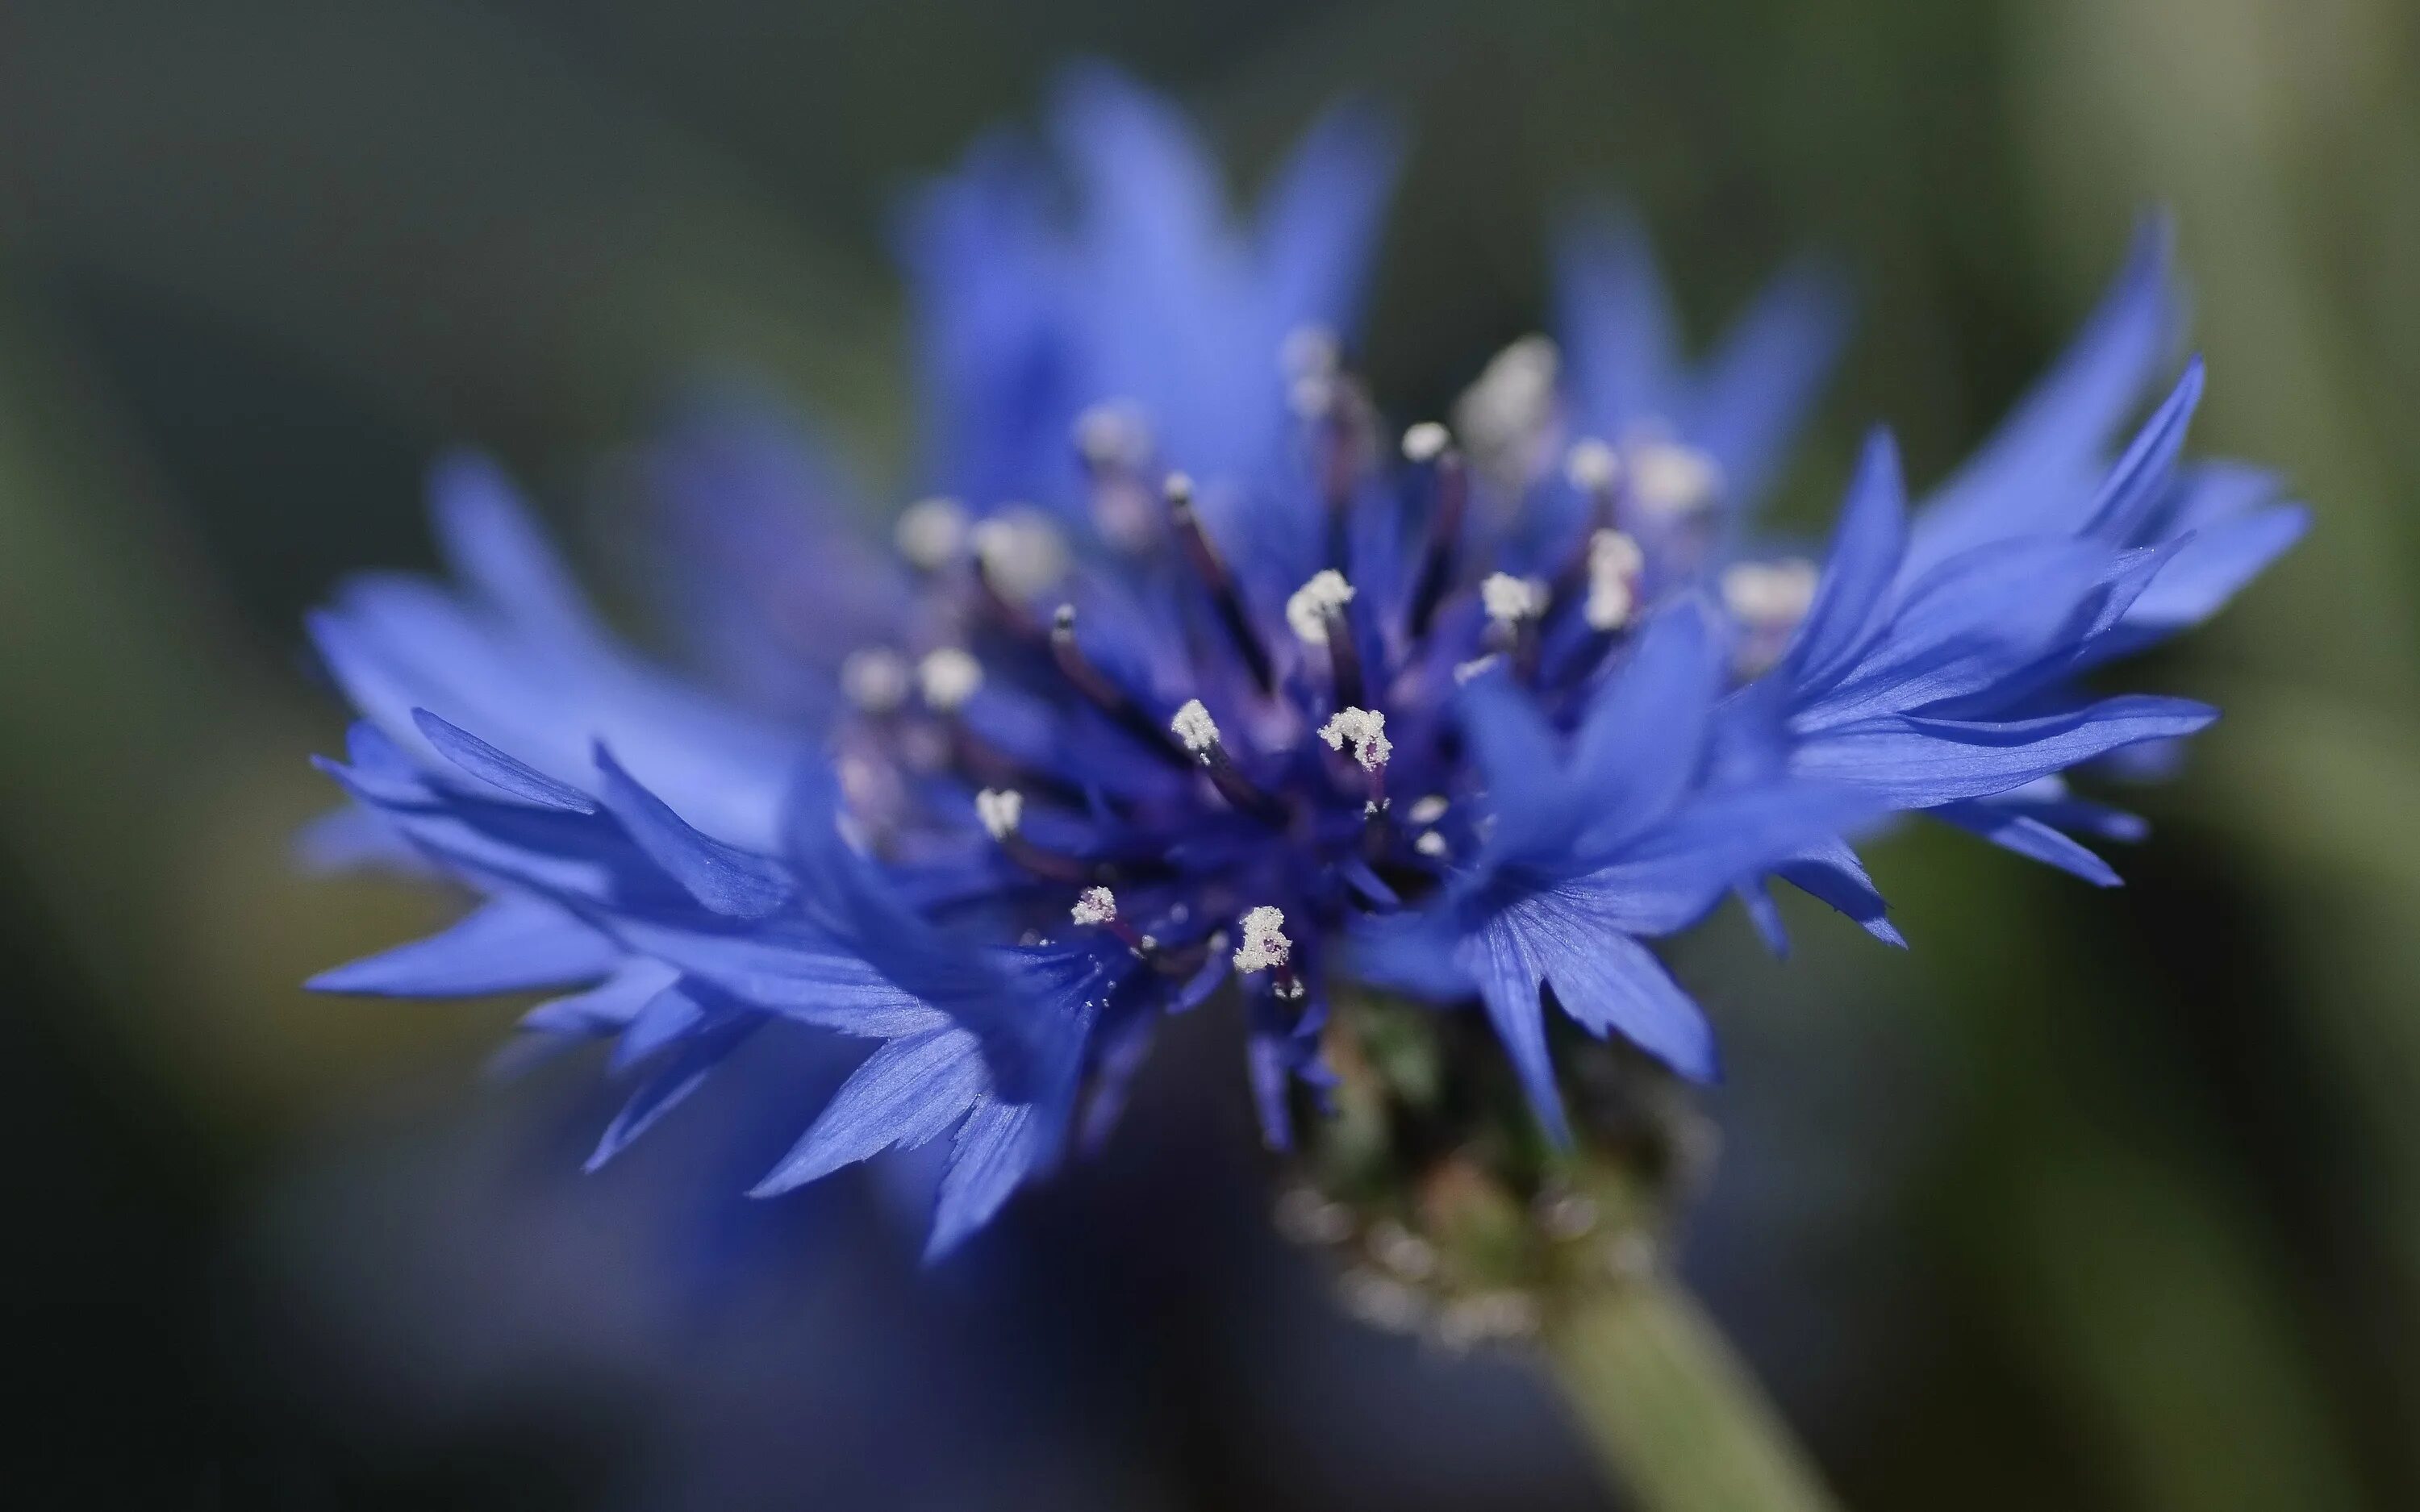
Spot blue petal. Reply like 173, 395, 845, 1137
1571, 602, 1724, 852
2079, 359, 2205, 542
2118, 503, 2309, 645
1934, 802, 2124, 886
925, 1099, 1045, 1261
1254, 98, 1404, 339
1773, 839, 1906, 948
1465, 918, 1571, 1143
1556, 206, 1682, 435
751, 1027, 990, 1198
1794, 695, 2218, 806
1688, 259, 1851, 512
1908, 218, 2177, 569
413, 709, 598, 812
428, 452, 602, 645
591, 744, 794, 919
584, 1014, 754, 1172
517, 958, 685, 1038
308, 894, 619, 997
1785, 428, 1908, 686
609, 978, 711, 1071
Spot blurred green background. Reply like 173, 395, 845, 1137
6, 1, 2420, 1507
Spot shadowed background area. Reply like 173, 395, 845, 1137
4, 1, 2420, 1507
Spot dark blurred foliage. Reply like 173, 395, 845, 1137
5, 1, 2420, 1508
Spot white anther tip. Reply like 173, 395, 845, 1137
895, 497, 969, 570
1233, 906, 1292, 975
1170, 698, 1222, 753
1070, 886, 1117, 927
917, 648, 983, 711
840, 647, 912, 714
1285, 569, 1358, 645
1565, 438, 1621, 492
1317, 707, 1392, 771
974, 788, 1024, 840
1480, 572, 1548, 624
1401, 422, 1451, 464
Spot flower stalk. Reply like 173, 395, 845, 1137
1543, 1272, 1845, 1512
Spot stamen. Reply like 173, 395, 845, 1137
970, 508, 1069, 606
1584, 529, 1646, 632
1721, 557, 1821, 675
1288, 570, 1365, 706
1070, 886, 1117, 927
1170, 699, 1288, 825
1721, 558, 1819, 626
1073, 402, 1151, 472
1454, 654, 1501, 685
1170, 698, 1222, 755
1565, 438, 1621, 495
1280, 325, 1341, 381
841, 648, 912, 714
1407, 794, 1450, 826
1404, 446, 1468, 639
1164, 473, 1275, 694
1481, 573, 1549, 625
917, 648, 983, 711
895, 497, 968, 570
1233, 906, 1292, 975
974, 788, 1024, 840
1452, 334, 1560, 490
1415, 831, 1450, 860
1483, 574, 1550, 680
1401, 422, 1451, 464
1318, 708, 1392, 773
1627, 439, 1722, 519
1054, 604, 1186, 757
1286, 569, 1357, 646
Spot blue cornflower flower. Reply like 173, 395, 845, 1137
304, 68, 2297, 1268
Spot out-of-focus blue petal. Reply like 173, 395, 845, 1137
1254, 98, 1404, 342
1907, 217, 2178, 571
2116, 502, 2309, 648
308, 894, 619, 997
585, 1014, 755, 1172
1687, 259, 1851, 512
1556, 206, 1683, 435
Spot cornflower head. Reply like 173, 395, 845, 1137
302, 68, 2299, 1337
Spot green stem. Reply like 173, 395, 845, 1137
1544, 1272, 1844, 1512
